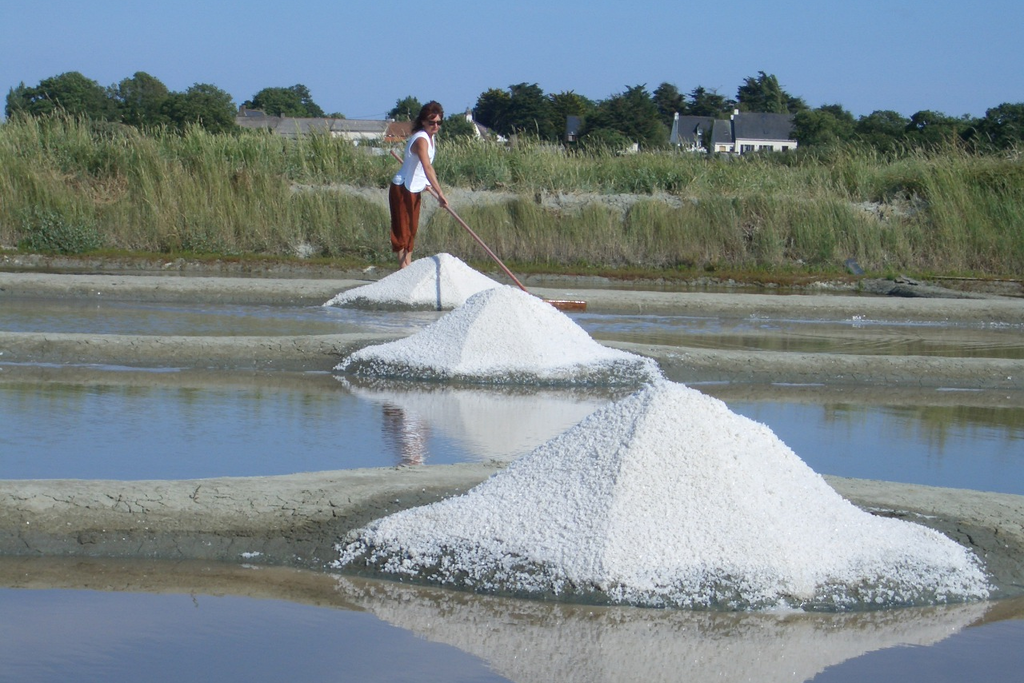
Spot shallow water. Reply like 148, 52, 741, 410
1, 371, 1022, 494
581, 311, 1024, 359
0, 585, 506, 683
0, 296, 442, 336
2, 292, 1023, 681
5, 296, 1024, 358
2, 562, 1022, 683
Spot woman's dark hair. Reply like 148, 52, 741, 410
412, 101, 444, 132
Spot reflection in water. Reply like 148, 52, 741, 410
724, 396, 1024, 495
334, 576, 994, 683
0, 373, 391, 479
0, 558, 511, 683
340, 376, 633, 463
382, 403, 430, 465
3, 558, 1020, 683
1, 367, 1021, 490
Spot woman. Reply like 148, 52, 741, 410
390, 101, 449, 268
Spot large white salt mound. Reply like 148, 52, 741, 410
323, 253, 500, 310
336, 380, 991, 610
335, 285, 662, 386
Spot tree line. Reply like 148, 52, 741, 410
6, 69, 1023, 153
467, 73, 1024, 153
6, 72, 238, 134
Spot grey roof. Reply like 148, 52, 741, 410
330, 119, 389, 134
732, 112, 795, 142
275, 118, 335, 138
234, 113, 390, 139
235, 114, 281, 130
711, 119, 734, 145
670, 115, 716, 146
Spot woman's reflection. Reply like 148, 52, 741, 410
381, 403, 431, 465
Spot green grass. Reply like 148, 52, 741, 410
1, 115, 1022, 278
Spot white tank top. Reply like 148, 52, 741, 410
392, 130, 434, 193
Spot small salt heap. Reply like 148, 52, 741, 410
323, 253, 500, 310
335, 286, 661, 386
336, 380, 991, 610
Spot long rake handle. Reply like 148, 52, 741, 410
390, 149, 528, 292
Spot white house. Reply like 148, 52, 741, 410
670, 110, 797, 154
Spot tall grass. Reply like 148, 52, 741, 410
0, 116, 390, 259
1, 116, 1021, 277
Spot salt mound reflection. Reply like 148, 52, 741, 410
339, 377, 632, 463
334, 576, 990, 683
337, 381, 991, 610
323, 253, 500, 310
335, 286, 661, 386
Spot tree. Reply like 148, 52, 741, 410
163, 83, 237, 133
388, 96, 421, 121
687, 86, 734, 118
793, 104, 856, 146
652, 82, 685, 128
854, 110, 908, 151
504, 83, 555, 139
473, 84, 556, 139
582, 84, 667, 149
905, 109, 962, 146
473, 88, 511, 134
976, 102, 1024, 150
737, 71, 806, 114
4, 83, 32, 118
110, 71, 169, 127
438, 113, 477, 141
856, 110, 908, 138
6, 71, 115, 119
547, 90, 593, 140
242, 84, 324, 117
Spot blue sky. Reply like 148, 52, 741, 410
3, 0, 1021, 120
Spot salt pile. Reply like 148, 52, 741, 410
323, 252, 499, 310
336, 380, 991, 610
335, 285, 661, 386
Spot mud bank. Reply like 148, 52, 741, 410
0, 271, 364, 306
1, 466, 1023, 600
0, 464, 494, 573
0, 330, 396, 372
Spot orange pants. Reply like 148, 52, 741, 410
389, 183, 422, 253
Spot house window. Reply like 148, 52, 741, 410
740, 144, 755, 154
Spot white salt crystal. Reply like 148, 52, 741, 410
323, 253, 500, 310
336, 380, 991, 609
335, 286, 662, 386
